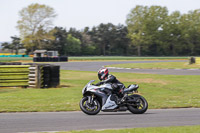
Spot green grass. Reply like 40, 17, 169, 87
53, 125, 200, 133
0, 70, 200, 112
69, 56, 188, 61
107, 62, 200, 69
0, 57, 32, 62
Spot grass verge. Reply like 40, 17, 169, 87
69, 56, 188, 61
0, 70, 200, 112
52, 125, 200, 133
107, 62, 200, 69
0, 57, 32, 62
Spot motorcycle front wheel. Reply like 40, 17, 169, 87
80, 96, 101, 115
127, 94, 148, 114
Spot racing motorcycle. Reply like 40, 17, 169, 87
80, 80, 148, 115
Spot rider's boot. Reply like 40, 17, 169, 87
116, 90, 125, 104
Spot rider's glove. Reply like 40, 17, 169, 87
95, 82, 101, 86
95, 81, 104, 86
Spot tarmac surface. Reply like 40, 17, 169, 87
54, 60, 200, 75
0, 108, 200, 133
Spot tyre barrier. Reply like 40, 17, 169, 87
0, 63, 60, 88
33, 56, 68, 62
188, 57, 200, 65
189, 57, 196, 64
27, 64, 60, 88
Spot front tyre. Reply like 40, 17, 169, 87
127, 94, 148, 114
80, 96, 101, 115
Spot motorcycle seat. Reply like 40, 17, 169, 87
123, 84, 139, 93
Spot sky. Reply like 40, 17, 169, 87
0, 0, 200, 42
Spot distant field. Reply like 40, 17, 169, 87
69, 56, 188, 61
0, 56, 188, 62
107, 62, 200, 69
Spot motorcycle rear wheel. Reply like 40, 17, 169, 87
80, 96, 101, 115
127, 94, 148, 114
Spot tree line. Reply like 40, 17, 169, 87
2, 4, 200, 56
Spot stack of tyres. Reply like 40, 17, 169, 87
43, 65, 51, 88
53, 57, 59, 62
42, 65, 60, 88
50, 65, 60, 87
46, 57, 50, 62
33, 57, 37, 62
33, 57, 68, 62
60, 56, 68, 61
41, 57, 45, 62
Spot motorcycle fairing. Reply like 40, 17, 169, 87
102, 95, 118, 111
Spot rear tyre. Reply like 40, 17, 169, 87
80, 97, 101, 115
127, 94, 148, 114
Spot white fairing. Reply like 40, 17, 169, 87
83, 81, 113, 94
102, 95, 118, 110
82, 80, 118, 111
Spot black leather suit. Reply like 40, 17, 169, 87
95, 74, 124, 96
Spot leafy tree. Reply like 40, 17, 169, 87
110, 24, 130, 55
180, 9, 200, 55
67, 28, 82, 40
126, 5, 168, 56
17, 3, 57, 53
34, 26, 56, 50
65, 34, 81, 55
52, 27, 68, 55
2, 36, 24, 55
1, 42, 13, 53
89, 23, 117, 55
126, 6, 148, 56
161, 11, 182, 55
81, 31, 95, 55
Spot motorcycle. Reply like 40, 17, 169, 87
80, 80, 148, 115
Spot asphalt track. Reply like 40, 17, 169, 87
54, 60, 200, 75
1, 60, 200, 133
0, 108, 200, 133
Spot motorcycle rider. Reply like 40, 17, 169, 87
95, 68, 125, 98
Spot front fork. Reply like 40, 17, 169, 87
87, 94, 94, 104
